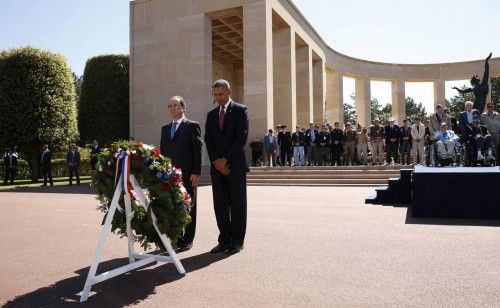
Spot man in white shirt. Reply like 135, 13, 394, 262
411, 117, 425, 165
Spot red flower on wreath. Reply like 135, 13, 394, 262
152, 147, 161, 157
132, 140, 143, 148
183, 191, 192, 206
168, 176, 183, 185
160, 182, 171, 192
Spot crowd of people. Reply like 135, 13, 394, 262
249, 101, 500, 167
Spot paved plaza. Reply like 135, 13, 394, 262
1, 185, 499, 307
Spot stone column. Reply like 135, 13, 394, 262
130, 2, 212, 163
355, 77, 371, 128
295, 45, 311, 127
272, 26, 295, 129
326, 70, 343, 125
312, 58, 325, 124
243, 1, 273, 138
434, 79, 446, 107
391, 80, 406, 124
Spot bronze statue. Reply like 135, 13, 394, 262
452, 52, 492, 112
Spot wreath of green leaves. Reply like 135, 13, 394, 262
92, 140, 192, 250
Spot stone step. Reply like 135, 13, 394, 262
247, 174, 397, 179
246, 178, 388, 185
248, 169, 401, 175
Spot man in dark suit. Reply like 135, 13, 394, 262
3, 148, 18, 185
458, 101, 481, 134
160, 95, 203, 251
204, 79, 249, 255
90, 140, 101, 171
384, 117, 400, 164
464, 114, 495, 166
66, 144, 81, 185
40, 144, 53, 186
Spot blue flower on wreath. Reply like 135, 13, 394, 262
179, 204, 188, 211
156, 172, 164, 180
143, 157, 150, 165
162, 173, 172, 181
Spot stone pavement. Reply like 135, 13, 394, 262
0, 185, 499, 307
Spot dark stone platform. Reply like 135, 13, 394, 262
411, 166, 500, 219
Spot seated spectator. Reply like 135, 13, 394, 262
433, 122, 459, 160
464, 114, 495, 164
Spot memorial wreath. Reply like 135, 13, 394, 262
92, 140, 192, 250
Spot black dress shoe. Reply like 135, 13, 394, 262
177, 241, 192, 252
226, 244, 243, 255
210, 243, 229, 253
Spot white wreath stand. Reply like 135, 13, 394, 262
80, 175, 186, 302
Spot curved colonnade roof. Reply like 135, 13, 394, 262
281, 0, 500, 81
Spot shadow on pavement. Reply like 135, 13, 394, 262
405, 206, 500, 227
1, 184, 94, 195
3, 252, 229, 307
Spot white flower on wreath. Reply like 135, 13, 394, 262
142, 144, 154, 150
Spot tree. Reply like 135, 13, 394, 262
79, 55, 129, 145
0, 46, 78, 181
73, 72, 83, 103
446, 85, 475, 118
405, 97, 427, 123
371, 98, 391, 124
343, 100, 357, 124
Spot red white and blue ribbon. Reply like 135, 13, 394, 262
114, 149, 133, 197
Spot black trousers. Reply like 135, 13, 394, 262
386, 143, 399, 164
182, 177, 197, 244
210, 168, 247, 246
3, 167, 16, 184
331, 145, 342, 166
68, 165, 80, 185
42, 166, 53, 185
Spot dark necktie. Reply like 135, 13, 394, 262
219, 106, 225, 130
170, 121, 177, 139
417, 126, 420, 133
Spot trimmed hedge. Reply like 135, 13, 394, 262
0, 46, 79, 181
79, 55, 129, 145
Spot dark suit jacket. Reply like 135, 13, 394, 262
160, 118, 203, 178
464, 123, 489, 139
90, 146, 101, 164
66, 150, 81, 166
459, 110, 480, 133
4, 154, 18, 168
204, 100, 249, 173
41, 150, 52, 169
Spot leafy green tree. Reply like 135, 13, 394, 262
73, 72, 83, 103
446, 85, 475, 118
343, 93, 357, 123
0, 46, 78, 181
371, 98, 391, 124
79, 55, 129, 145
405, 97, 427, 123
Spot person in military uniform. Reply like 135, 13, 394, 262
343, 123, 357, 165
330, 122, 344, 166
384, 117, 400, 164
318, 125, 331, 166
305, 123, 318, 166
